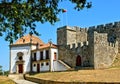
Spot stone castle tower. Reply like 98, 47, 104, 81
57, 21, 120, 69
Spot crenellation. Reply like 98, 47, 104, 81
85, 28, 88, 32
72, 43, 76, 49
73, 26, 80, 31
77, 43, 81, 47
108, 42, 115, 47
80, 42, 84, 46
83, 41, 88, 46
97, 24, 104, 28
114, 21, 120, 27
96, 24, 104, 32
57, 21, 120, 69
89, 26, 96, 30
67, 44, 71, 49
105, 23, 113, 28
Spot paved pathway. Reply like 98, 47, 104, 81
12, 79, 38, 84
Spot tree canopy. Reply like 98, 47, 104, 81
0, 0, 92, 43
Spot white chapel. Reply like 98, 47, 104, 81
9, 34, 68, 74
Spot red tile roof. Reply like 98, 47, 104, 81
39, 43, 57, 49
11, 34, 57, 50
14, 34, 44, 45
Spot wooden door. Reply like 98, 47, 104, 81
18, 64, 23, 73
37, 64, 40, 73
76, 55, 81, 66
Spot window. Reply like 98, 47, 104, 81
19, 56, 23, 60
46, 50, 49, 59
34, 53, 36, 61
41, 63, 44, 66
40, 51, 43, 60
46, 62, 49, 66
54, 52, 57, 60
17, 52, 23, 61
33, 64, 36, 67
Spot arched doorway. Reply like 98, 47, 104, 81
16, 52, 24, 73
76, 55, 81, 66
18, 64, 23, 73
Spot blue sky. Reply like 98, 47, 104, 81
0, 0, 120, 71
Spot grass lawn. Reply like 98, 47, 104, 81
28, 68, 120, 82
0, 76, 15, 84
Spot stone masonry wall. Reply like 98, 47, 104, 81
57, 21, 120, 69
58, 42, 90, 68
89, 21, 120, 52
57, 26, 67, 46
58, 46, 76, 67
57, 26, 89, 68
93, 32, 118, 69
57, 26, 88, 46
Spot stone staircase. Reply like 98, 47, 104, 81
8, 74, 24, 80
57, 60, 73, 70
111, 53, 120, 68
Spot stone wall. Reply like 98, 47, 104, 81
58, 42, 90, 68
57, 26, 88, 46
57, 21, 120, 69
89, 21, 120, 52
58, 46, 76, 67
57, 26, 89, 68
57, 26, 67, 46
93, 32, 118, 69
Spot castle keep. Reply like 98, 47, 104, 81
57, 21, 120, 69
9, 21, 120, 75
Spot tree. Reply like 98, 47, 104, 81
0, 0, 92, 43
0, 65, 3, 75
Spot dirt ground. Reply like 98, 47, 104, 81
30, 68, 120, 82
0, 76, 15, 84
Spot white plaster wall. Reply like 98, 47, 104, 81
10, 45, 31, 73
31, 48, 58, 72
43, 50, 46, 59
32, 63, 37, 72
32, 51, 40, 61
50, 48, 58, 71
31, 45, 37, 50
40, 62, 49, 71
36, 51, 40, 60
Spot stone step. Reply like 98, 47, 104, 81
58, 60, 72, 69
9, 74, 24, 80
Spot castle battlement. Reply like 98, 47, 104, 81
67, 41, 89, 49
108, 41, 118, 48
57, 25, 88, 33
88, 21, 120, 31
57, 21, 120, 70
71, 26, 88, 33
58, 21, 120, 33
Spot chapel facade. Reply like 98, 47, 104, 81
9, 34, 68, 74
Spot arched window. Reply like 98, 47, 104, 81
17, 52, 23, 61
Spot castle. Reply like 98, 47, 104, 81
57, 21, 120, 69
9, 21, 120, 74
